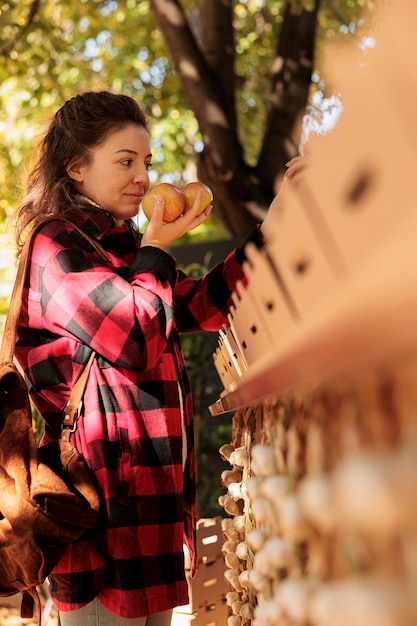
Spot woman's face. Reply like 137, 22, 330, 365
69, 123, 152, 225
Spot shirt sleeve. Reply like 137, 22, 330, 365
174, 226, 264, 333
32, 226, 177, 371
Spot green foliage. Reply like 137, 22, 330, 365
0, 0, 379, 221
182, 328, 228, 516
179, 260, 232, 516
232, 1, 283, 165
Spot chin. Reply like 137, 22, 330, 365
124, 205, 140, 218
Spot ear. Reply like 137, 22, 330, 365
66, 159, 85, 182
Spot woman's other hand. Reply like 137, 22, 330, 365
283, 154, 312, 183
261, 154, 312, 238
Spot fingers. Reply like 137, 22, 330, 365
174, 204, 213, 235
149, 196, 165, 226
182, 189, 206, 222
190, 189, 204, 216
141, 199, 212, 250
188, 204, 213, 227
284, 154, 312, 182
173, 188, 212, 231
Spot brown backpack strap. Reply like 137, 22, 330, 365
1, 228, 34, 365
61, 350, 96, 440
20, 587, 41, 622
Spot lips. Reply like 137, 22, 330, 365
127, 194, 143, 205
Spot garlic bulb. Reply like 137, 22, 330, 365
219, 443, 235, 461
224, 568, 243, 592
233, 514, 247, 533
246, 476, 264, 500
240, 602, 254, 620
221, 517, 239, 539
235, 541, 250, 561
308, 578, 406, 626
227, 616, 241, 626
222, 540, 238, 554
221, 517, 234, 533
246, 528, 268, 552
331, 451, 417, 535
253, 597, 283, 624
298, 474, 334, 532
237, 569, 250, 589
277, 576, 314, 622
251, 444, 277, 476
260, 474, 291, 503
253, 537, 290, 575
232, 600, 243, 615
226, 591, 241, 607
228, 481, 244, 501
247, 568, 271, 593
222, 467, 243, 486
279, 493, 310, 542
229, 445, 250, 468
222, 493, 242, 516
251, 496, 279, 532
225, 552, 241, 570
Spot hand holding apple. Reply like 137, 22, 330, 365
141, 194, 214, 250
141, 181, 213, 223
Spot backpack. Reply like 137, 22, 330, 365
0, 218, 109, 622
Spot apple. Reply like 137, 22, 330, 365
182, 182, 213, 215
141, 183, 185, 222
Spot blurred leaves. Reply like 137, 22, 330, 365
0, 0, 379, 221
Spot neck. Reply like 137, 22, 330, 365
78, 194, 103, 210
77, 195, 124, 226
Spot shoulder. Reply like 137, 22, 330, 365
31, 218, 102, 265
30, 219, 71, 261
32, 217, 78, 241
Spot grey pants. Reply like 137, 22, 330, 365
58, 598, 173, 626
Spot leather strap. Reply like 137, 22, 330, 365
61, 350, 96, 441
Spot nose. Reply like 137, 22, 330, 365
133, 165, 150, 185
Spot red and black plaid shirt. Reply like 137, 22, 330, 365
15, 208, 262, 618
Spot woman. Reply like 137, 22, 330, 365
14, 90, 308, 625
13, 91, 262, 625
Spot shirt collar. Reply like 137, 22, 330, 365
62, 206, 130, 240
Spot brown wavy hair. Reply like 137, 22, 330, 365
15, 91, 149, 248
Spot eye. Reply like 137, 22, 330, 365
145, 162, 153, 171
120, 159, 133, 167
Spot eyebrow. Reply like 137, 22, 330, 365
114, 149, 152, 158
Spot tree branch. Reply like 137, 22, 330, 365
149, 0, 257, 236
199, 0, 237, 132
149, 0, 242, 175
256, 0, 321, 191
0, 0, 41, 56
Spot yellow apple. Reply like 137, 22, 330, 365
182, 182, 213, 215
141, 183, 185, 222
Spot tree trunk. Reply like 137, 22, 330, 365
149, 0, 320, 236
256, 0, 321, 193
